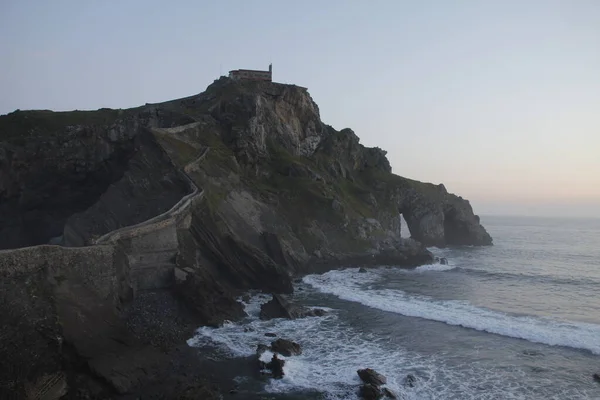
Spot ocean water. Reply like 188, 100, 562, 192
188, 215, 600, 399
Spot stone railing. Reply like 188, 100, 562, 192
93, 147, 209, 245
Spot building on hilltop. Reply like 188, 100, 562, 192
229, 64, 272, 81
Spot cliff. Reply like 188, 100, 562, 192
0, 77, 492, 398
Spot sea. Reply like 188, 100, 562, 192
188, 215, 600, 399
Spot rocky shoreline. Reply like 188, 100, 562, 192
0, 77, 492, 398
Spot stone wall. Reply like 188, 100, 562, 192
0, 244, 122, 304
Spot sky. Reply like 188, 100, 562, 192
1, 0, 599, 218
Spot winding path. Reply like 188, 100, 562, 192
93, 146, 209, 245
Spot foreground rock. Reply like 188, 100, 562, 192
360, 383, 382, 400
267, 354, 285, 379
271, 338, 302, 356
357, 368, 387, 386
260, 294, 327, 320
256, 345, 286, 379
403, 374, 417, 388
357, 368, 397, 399
255, 338, 302, 379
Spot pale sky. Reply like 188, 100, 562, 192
1, 0, 599, 217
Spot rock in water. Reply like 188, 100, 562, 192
357, 368, 387, 386
440, 257, 448, 265
593, 373, 600, 383
382, 387, 398, 399
267, 354, 285, 379
260, 294, 297, 320
359, 383, 382, 400
256, 344, 269, 369
358, 267, 368, 273
259, 294, 326, 320
310, 308, 327, 316
256, 344, 269, 356
403, 374, 417, 388
270, 338, 302, 356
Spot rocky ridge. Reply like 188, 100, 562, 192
0, 77, 492, 398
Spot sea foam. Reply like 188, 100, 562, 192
188, 283, 599, 400
303, 268, 600, 355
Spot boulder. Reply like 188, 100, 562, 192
259, 294, 326, 320
256, 344, 269, 356
403, 374, 416, 388
310, 308, 327, 317
359, 383, 382, 400
593, 373, 600, 383
358, 267, 368, 273
256, 344, 269, 369
382, 387, 397, 399
357, 368, 387, 386
266, 354, 285, 379
271, 338, 302, 356
440, 258, 448, 265
260, 294, 296, 320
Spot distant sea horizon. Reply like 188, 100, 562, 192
480, 212, 600, 221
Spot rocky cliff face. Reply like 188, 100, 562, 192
0, 77, 491, 398
0, 108, 194, 249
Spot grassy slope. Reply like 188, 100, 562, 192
0, 109, 126, 144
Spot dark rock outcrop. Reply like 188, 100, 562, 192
259, 294, 326, 320
382, 387, 398, 399
357, 368, 391, 400
266, 354, 285, 379
270, 338, 302, 356
403, 374, 417, 388
360, 383, 382, 400
357, 368, 387, 386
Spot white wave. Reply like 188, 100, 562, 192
414, 263, 456, 272
238, 292, 272, 318
188, 291, 599, 400
303, 269, 600, 355
188, 299, 433, 399
427, 247, 453, 257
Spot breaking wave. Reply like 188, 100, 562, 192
303, 268, 600, 355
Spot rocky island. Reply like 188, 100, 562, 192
0, 77, 491, 399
